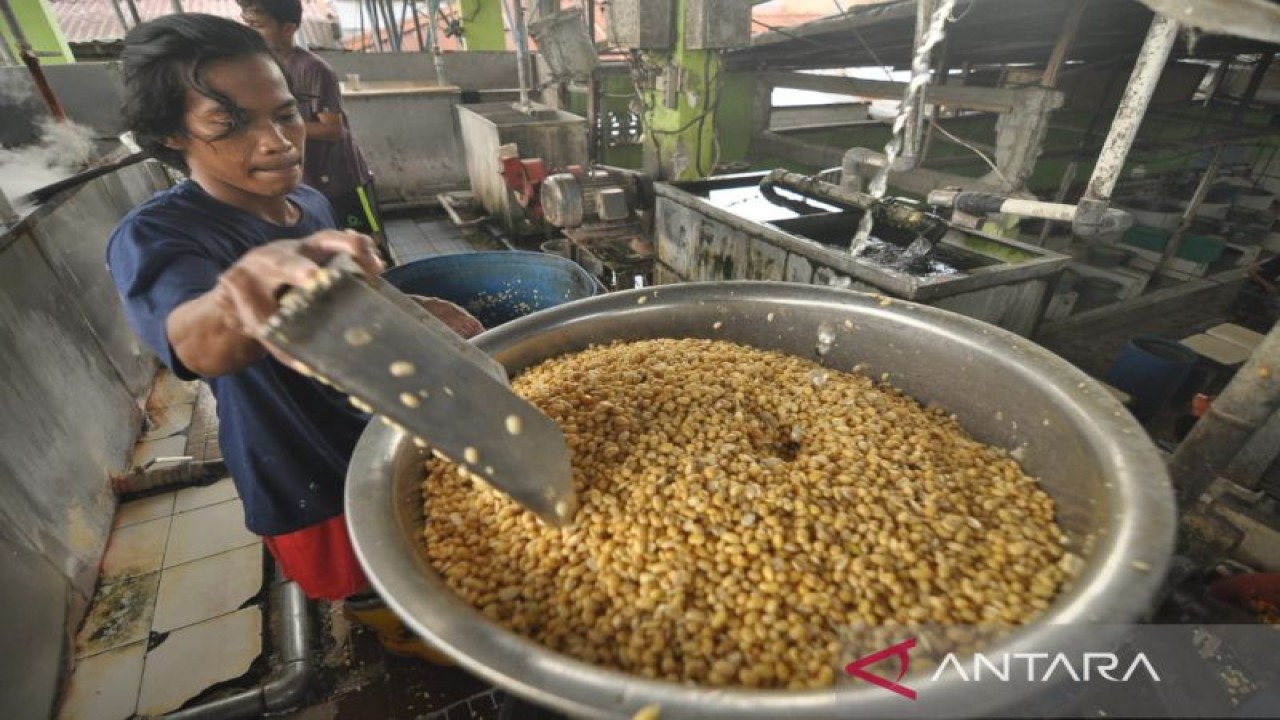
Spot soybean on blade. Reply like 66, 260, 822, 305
261, 255, 576, 526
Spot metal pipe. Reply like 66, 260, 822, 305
765, 168, 877, 211
1223, 408, 1280, 492
1076, 13, 1178, 228
586, 0, 600, 164
1202, 57, 1233, 108
0, 26, 14, 66
1232, 52, 1274, 122
369, 0, 384, 52
382, 0, 402, 51
110, 0, 131, 33
928, 189, 1133, 238
502, 0, 533, 112
1172, 324, 1280, 506
161, 576, 313, 720
20, 48, 67, 121
407, 0, 425, 52
1156, 144, 1224, 275
427, 0, 449, 84
0, 0, 27, 50
1041, 0, 1088, 88
124, 0, 143, 25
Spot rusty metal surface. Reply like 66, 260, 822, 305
653, 177, 1069, 335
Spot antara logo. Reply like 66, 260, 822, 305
844, 638, 918, 700
935, 651, 1162, 683
845, 639, 1162, 700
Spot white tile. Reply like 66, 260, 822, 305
129, 435, 190, 471
152, 544, 263, 633
101, 516, 170, 583
173, 477, 239, 513
137, 607, 263, 717
141, 402, 195, 441
113, 493, 175, 529
75, 573, 161, 658
164, 499, 257, 568
58, 641, 146, 720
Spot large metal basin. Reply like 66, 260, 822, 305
346, 281, 1175, 719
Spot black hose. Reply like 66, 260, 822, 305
757, 176, 827, 216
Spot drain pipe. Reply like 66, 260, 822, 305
111, 458, 227, 495
162, 575, 314, 720
1171, 323, 1280, 507
1074, 13, 1178, 231
501, 0, 533, 113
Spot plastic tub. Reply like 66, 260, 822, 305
383, 251, 602, 328
1104, 335, 1199, 423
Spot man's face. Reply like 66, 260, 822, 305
241, 7, 296, 55
168, 54, 305, 205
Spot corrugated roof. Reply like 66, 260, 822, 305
733, 0, 1280, 70
51, 0, 343, 50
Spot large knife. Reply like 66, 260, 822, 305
260, 254, 577, 526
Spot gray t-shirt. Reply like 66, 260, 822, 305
285, 48, 371, 199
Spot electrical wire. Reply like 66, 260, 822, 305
927, 116, 1009, 186
849, 24, 896, 80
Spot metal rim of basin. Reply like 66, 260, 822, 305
346, 280, 1176, 720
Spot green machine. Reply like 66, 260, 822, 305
607, 0, 756, 180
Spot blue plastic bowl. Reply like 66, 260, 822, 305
381, 251, 601, 329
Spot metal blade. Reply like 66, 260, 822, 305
261, 255, 577, 526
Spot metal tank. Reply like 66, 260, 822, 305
345, 282, 1175, 719
654, 173, 1072, 337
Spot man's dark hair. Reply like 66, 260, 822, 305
237, 0, 304, 26
121, 13, 276, 171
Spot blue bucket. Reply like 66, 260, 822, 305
382, 251, 601, 328
1104, 335, 1199, 423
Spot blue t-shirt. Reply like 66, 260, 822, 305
107, 180, 370, 536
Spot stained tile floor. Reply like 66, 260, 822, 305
59, 372, 266, 720
58, 221, 518, 719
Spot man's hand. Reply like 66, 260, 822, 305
215, 230, 383, 336
409, 296, 485, 339
169, 230, 384, 377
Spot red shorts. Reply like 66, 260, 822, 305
263, 514, 369, 600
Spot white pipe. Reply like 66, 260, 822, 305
501, 0, 532, 112
161, 577, 313, 719
1079, 13, 1178, 212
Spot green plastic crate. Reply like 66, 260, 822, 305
1121, 225, 1226, 264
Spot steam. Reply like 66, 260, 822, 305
0, 70, 38, 105
0, 118, 97, 203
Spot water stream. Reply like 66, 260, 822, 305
850, 0, 959, 255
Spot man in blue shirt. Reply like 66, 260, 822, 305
107, 14, 479, 660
